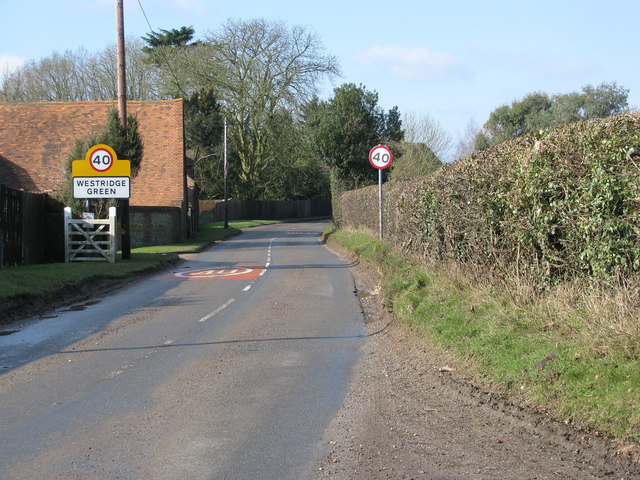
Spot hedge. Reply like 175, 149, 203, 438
337, 113, 640, 285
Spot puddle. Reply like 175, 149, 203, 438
62, 300, 101, 312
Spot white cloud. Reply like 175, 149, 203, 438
0, 54, 26, 74
355, 45, 461, 81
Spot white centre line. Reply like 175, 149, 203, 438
200, 236, 277, 320
258, 237, 275, 280
195, 237, 278, 325
199, 298, 236, 322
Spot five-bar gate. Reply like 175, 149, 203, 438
64, 207, 118, 263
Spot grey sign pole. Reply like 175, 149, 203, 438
378, 169, 383, 240
369, 145, 393, 242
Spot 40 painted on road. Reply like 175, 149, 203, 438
172, 266, 264, 280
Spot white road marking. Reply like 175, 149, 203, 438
199, 299, 236, 322
199, 236, 276, 324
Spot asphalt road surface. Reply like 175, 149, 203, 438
0, 221, 364, 479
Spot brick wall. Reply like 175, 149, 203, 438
130, 206, 184, 247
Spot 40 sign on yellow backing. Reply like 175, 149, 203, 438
71, 144, 131, 199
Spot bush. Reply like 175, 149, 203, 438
337, 113, 640, 285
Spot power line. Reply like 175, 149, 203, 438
137, 0, 155, 33
135, 0, 187, 98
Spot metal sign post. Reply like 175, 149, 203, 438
378, 168, 383, 240
368, 145, 393, 240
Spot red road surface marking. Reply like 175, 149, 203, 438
170, 266, 264, 280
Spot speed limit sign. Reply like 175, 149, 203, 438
369, 145, 393, 169
89, 147, 113, 172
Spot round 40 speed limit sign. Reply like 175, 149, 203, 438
89, 146, 114, 172
369, 145, 393, 169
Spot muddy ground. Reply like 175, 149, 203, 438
310, 247, 640, 479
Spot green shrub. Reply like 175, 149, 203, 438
338, 113, 640, 285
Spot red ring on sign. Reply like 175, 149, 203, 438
90, 147, 113, 173
369, 145, 393, 170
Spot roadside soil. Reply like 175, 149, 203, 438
311, 242, 640, 479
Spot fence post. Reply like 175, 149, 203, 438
108, 206, 117, 263
0, 184, 4, 268
64, 207, 72, 263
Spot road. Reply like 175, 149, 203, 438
0, 221, 364, 480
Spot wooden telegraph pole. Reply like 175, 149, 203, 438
116, 0, 131, 259
116, 0, 127, 127
223, 118, 229, 229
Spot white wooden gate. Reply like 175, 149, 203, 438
64, 207, 117, 263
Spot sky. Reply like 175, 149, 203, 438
1, 0, 639, 159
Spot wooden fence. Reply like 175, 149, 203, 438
199, 199, 332, 223
0, 183, 65, 266
0, 183, 21, 266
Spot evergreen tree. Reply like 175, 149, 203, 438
307, 83, 404, 191
142, 26, 196, 52
58, 110, 144, 217
185, 89, 225, 198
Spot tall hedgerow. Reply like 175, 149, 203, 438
338, 113, 640, 286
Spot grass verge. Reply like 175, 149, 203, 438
327, 226, 640, 447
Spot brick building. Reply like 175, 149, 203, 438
0, 99, 190, 246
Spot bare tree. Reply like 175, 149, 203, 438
402, 111, 452, 158
453, 118, 480, 161
84, 38, 161, 101
158, 19, 340, 199
0, 38, 159, 102
389, 112, 449, 180
0, 50, 84, 101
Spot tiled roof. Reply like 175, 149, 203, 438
0, 99, 185, 207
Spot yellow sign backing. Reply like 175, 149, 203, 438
72, 144, 131, 177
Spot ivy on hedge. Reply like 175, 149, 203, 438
338, 113, 640, 285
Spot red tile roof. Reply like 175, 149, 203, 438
0, 99, 185, 207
